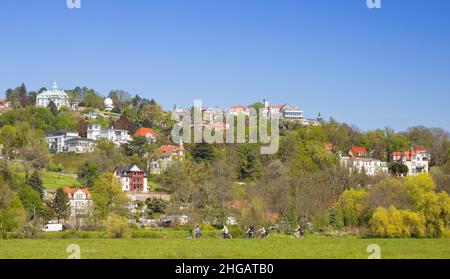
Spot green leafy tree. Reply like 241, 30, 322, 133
237, 144, 262, 180
18, 186, 45, 220
388, 162, 409, 176
0, 192, 27, 235
124, 136, 152, 157
83, 90, 104, 109
78, 162, 99, 188
91, 173, 129, 220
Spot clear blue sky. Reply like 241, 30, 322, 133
1, 0, 449, 131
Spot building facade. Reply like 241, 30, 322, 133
340, 157, 388, 176
390, 146, 430, 176
65, 137, 96, 153
280, 104, 304, 120
150, 143, 185, 174
0, 100, 12, 112
46, 131, 80, 153
134, 127, 158, 143
87, 124, 131, 145
114, 165, 149, 192
36, 82, 73, 109
64, 188, 92, 217
340, 146, 388, 176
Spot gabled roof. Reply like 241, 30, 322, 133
228, 105, 249, 110
115, 165, 146, 177
64, 188, 90, 197
414, 145, 426, 152
159, 145, 185, 157
391, 151, 417, 161
134, 127, 157, 138
351, 146, 368, 157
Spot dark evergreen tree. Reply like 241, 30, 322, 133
48, 100, 58, 116
50, 188, 71, 223
27, 170, 44, 199
191, 143, 215, 162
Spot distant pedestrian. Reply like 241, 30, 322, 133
194, 225, 202, 239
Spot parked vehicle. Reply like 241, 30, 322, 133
43, 224, 64, 232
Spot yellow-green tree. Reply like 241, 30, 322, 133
338, 188, 369, 227
91, 173, 129, 220
370, 206, 426, 238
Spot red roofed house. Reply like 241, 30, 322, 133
150, 142, 185, 174
134, 127, 157, 143
64, 188, 92, 217
340, 146, 388, 176
227, 105, 251, 116
390, 146, 430, 176
349, 146, 369, 158
0, 100, 12, 112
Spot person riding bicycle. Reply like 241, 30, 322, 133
222, 225, 232, 239
258, 226, 269, 238
294, 225, 304, 239
245, 226, 255, 238
194, 225, 202, 239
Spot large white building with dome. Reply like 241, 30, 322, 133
36, 82, 73, 109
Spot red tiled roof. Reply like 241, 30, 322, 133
159, 145, 185, 157
134, 128, 157, 137
64, 188, 90, 197
351, 146, 368, 157
414, 146, 426, 152
229, 105, 248, 110
391, 151, 417, 161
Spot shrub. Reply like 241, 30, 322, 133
106, 214, 131, 238
48, 162, 63, 172
370, 206, 426, 238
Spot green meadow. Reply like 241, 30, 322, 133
0, 235, 449, 259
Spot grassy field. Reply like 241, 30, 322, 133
41, 171, 81, 191
1, 235, 449, 259
9, 161, 81, 191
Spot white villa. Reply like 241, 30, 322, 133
65, 137, 96, 153
46, 130, 80, 153
340, 146, 388, 176
390, 146, 430, 176
340, 157, 389, 176
104, 97, 114, 112
114, 165, 149, 193
150, 142, 185, 174
36, 82, 74, 110
87, 124, 131, 145
64, 188, 92, 217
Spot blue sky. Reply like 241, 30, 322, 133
1, 0, 449, 131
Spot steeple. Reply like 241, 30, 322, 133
51, 81, 58, 91
317, 112, 323, 122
